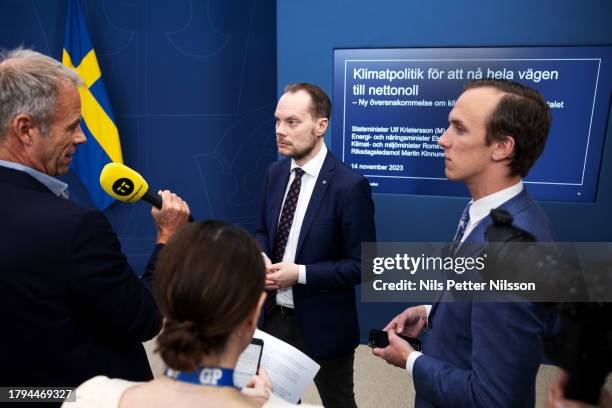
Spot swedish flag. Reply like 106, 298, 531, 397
62, 0, 123, 209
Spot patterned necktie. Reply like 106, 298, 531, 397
452, 203, 471, 254
264, 168, 305, 314
272, 168, 305, 263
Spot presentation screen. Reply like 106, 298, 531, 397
332, 47, 612, 202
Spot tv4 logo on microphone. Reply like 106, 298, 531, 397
112, 178, 134, 196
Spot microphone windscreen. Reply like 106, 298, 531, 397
100, 162, 150, 203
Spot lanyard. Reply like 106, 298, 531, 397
164, 366, 237, 388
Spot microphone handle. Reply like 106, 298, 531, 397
142, 189, 193, 222
142, 189, 162, 209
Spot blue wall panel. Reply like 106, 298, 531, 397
2, 0, 611, 345
1, 0, 278, 272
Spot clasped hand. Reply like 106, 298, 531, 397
262, 255, 299, 290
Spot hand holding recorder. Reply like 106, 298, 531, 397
370, 328, 422, 369
368, 329, 422, 351
384, 305, 429, 338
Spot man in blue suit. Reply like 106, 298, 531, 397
0, 49, 190, 390
255, 83, 376, 407
373, 79, 554, 407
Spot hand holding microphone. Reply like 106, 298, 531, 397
100, 163, 191, 243
151, 190, 190, 244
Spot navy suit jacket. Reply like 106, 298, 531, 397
255, 151, 376, 360
414, 189, 555, 408
0, 166, 161, 388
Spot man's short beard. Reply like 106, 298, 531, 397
282, 131, 320, 161
290, 142, 316, 161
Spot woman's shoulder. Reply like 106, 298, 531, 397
62, 376, 143, 408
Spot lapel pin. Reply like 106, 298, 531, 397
322, 179, 327, 185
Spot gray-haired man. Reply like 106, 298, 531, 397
0, 48, 189, 388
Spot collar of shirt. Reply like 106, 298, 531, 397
467, 181, 524, 230
290, 143, 327, 180
0, 159, 69, 198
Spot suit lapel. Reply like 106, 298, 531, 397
453, 189, 530, 256
429, 188, 533, 324
429, 223, 487, 326
457, 222, 488, 256
295, 152, 335, 259
268, 160, 292, 250
499, 188, 530, 216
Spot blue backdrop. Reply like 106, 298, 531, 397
2, 0, 611, 344
1, 0, 277, 271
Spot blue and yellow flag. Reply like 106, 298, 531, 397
62, 0, 123, 209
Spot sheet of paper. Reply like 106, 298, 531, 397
254, 329, 320, 403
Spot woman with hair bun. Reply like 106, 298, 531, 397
66, 221, 317, 407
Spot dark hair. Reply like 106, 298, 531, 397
465, 79, 551, 177
154, 220, 265, 371
284, 82, 331, 120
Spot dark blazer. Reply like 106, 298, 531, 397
255, 151, 376, 360
0, 166, 161, 388
414, 188, 555, 408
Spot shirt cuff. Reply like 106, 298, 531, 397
424, 304, 432, 318
298, 265, 306, 284
405, 351, 423, 376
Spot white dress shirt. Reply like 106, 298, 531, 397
275, 144, 328, 309
406, 181, 524, 376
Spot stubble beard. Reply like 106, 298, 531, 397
290, 142, 316, 161
280, 130, 320, 161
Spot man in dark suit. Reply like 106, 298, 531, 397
255, 83, 376, 407
0, 49, 190, 388
373, 79, 555, 407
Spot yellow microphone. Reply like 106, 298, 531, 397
100, 162, 192, 221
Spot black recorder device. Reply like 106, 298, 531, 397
368, 329, 422, 351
